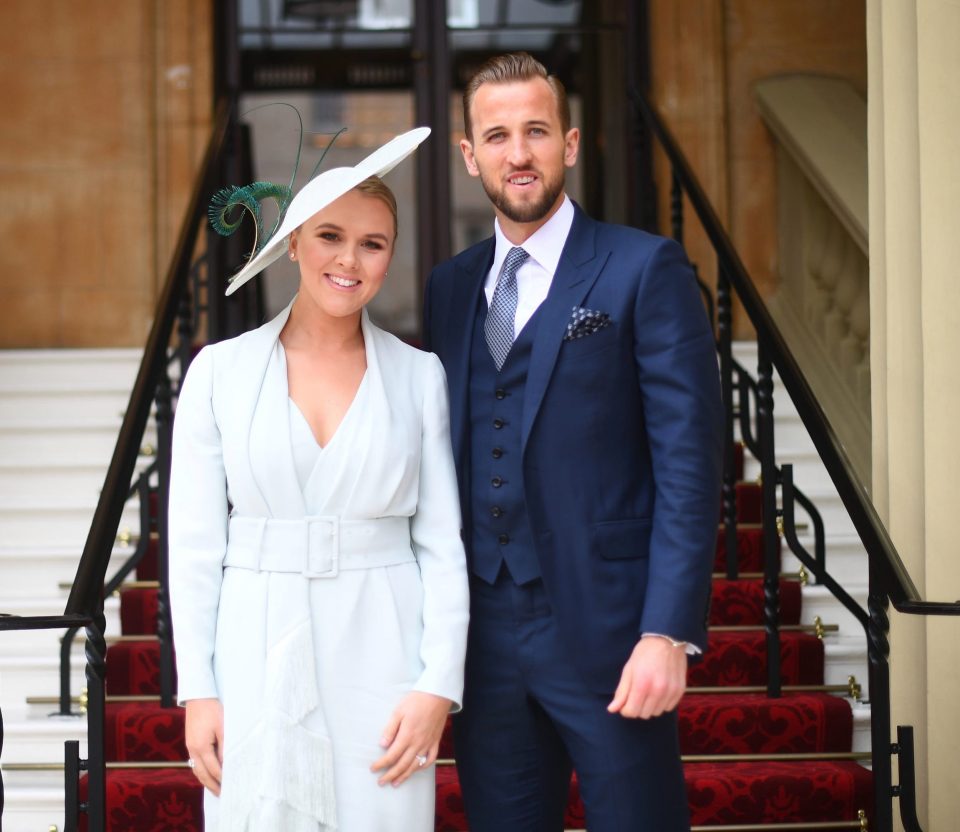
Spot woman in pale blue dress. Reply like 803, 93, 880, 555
168, 128, 469, 831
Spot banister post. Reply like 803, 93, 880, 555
83, 608, 107, 831
156, 369, 175, 708
756, 338, 781, 697
868, 558, 895, 832
670, 169, 684, 244
718, 265, 738, 578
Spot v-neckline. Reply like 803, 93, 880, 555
287, 369, 367, 453
280, 340, 369, 453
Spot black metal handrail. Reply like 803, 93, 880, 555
630, 86, 960, 832
57, 464, 157, 716
632, 88, 959, 616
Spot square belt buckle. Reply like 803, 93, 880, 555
304, 516, 340, 578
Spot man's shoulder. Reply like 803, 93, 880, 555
433, 236, 493, 280
582, 213, 675, 252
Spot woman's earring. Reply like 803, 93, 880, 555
289, 251, 296, 261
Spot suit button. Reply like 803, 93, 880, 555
492, 447, 503, 459
495, 388, 507, 400
493, 418, 504, 429
491, 476, 503, 488
491, 506, 502, 518
498, 534, 510, 545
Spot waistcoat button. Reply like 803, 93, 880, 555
491, 476, 503, 488
493, 418, 504, 429
491, 506, 502, 518
492, 447, 503, 459
498, 534, 510, 545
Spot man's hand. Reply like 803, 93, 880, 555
184, 698, 224, 795
371, 691, 451, 787
607, 637, 688, 719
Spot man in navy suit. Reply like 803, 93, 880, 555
422, 52, 724, 831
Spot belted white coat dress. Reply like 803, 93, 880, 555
168, 301, 469, 831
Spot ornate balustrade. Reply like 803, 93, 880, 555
755, 75, 870, 485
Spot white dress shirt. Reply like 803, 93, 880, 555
484, 195, 575, 334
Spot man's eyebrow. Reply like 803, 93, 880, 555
481, 120, 551, 138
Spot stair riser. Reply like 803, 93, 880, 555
782, 537, 868, 586
0, 504, 142, 548
0, 658, 87, 707
0, 350, 141, 388
0, 603, 120, 657
824, 642, 869, 698
802, 585, 869, 639
0, 785, 66, 832
743, 451, 842, 490
0, 392, 136, 424
0, 550, 133, 599
0, 429, 156, 465
2, 722, 88, 764
0, 467, 111, 502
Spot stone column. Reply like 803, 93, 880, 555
868, 1, 960, 827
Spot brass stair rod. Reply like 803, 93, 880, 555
4, 752, 871, 773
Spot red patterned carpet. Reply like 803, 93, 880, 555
79, 453, 872, 830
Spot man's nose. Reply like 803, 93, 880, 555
506, 136, 533, 166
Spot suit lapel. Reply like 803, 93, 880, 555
521, 210, 610, 452
447, 241, 493, 469
229, 300, 297, 517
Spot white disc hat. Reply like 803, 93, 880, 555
224, 126, 431, 296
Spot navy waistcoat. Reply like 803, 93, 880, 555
469, 300, 543, 585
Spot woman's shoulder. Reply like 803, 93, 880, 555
367, 319, 444, 385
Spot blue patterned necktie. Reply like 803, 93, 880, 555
485, 246, 529, 370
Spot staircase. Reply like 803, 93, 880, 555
0, 349, 149, 831
0, 344, 874, 831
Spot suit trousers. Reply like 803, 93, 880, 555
453, 571, 690, 832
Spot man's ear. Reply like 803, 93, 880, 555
460, 138, 480, 177
563, 127, 580, 169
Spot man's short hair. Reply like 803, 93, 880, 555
462, 52, 571, 140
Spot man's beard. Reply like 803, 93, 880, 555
478, 168, 565, 225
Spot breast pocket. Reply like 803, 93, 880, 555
590, 518, 652, 560
561, 324, 619, 361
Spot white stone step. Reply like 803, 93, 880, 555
0, 544, 137, 600
0, 499, 143, 548
801, 583, 869, 641
824, 637, 870, 700
0, 463, 108, 503
0, 653, 88, 708
0, 424, 157, 466
782, 531, 868, 587
0, 349, 142, 388
1, 710, 88, 763
0, 785, 67, 832
0, 597, 121, 658
0, 390, 140, 423
851, 701, 873, 756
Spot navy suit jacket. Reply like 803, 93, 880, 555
423, 204, 725, 692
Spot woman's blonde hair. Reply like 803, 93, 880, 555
355, 175, 398, 239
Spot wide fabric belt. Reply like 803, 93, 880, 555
224, 514, 414, 578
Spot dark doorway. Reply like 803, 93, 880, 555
215, 0, 650, 337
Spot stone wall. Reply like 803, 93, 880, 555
0, 0, 212, 347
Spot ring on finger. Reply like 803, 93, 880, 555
415, 754, 427, 767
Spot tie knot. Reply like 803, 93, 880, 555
502, 246, 528, 276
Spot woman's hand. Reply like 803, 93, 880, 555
184, 698, 224, 795
370, 691, 451, 787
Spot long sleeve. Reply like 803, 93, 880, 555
632, 237, 725, 650
409, 354, 470, 709
168, 346, 229, 703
